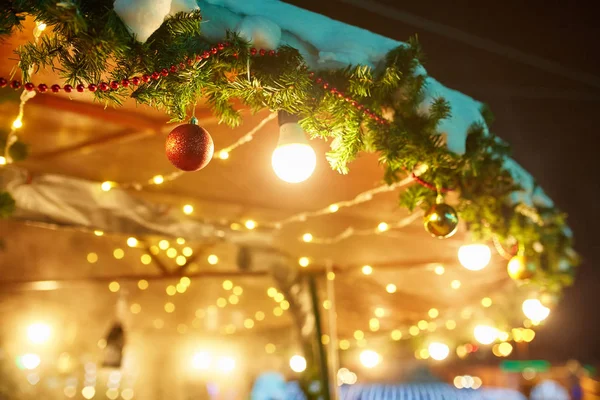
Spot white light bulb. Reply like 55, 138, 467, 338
473, 325, 498, 345
458, 244, 492, 271
271, 122, 316, 183
191, 352, 211, 370
289, 355, 307, 373
27, 323, 51, 344
522, 299, 550, 322
359, 350, 381, 368
428, 342, 450, 361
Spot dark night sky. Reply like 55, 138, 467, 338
286, 0, 600, 361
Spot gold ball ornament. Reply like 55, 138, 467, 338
507, 255, 536, 281
423, 203, 459, 239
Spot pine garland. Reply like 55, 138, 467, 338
0, 1, 577, 292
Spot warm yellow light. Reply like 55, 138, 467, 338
106, 388, 119, 400
428, 342, 450, 361
523, 328, 536, 342
298, 257, 310, 267
386, 283, 397, 293
474, 325, 498, 345
12, 118, 23, 129
217, 297, 227, 307
37, 22, 47, 31
323, 300, 331, 310
127, 237, 138, 247
329, 204, 339, 213
418, 320, 428, 330
166, 247, 177, 258
456, 346, 468, 359
21, 353, 41, 370
434, 265, 445, 275
481, 297, 493, 307
327, 272, 335, 280
130, 303, 141, 314
176, 283, 187, 293
362, 265, 373, 275
409, 326, 420, 336
218, 150, 229, 160
183, 204, 194, 215
280, 300, 290, 310
182, 247, 193, 257
207, 254, 219, 265
137, 279, 149, 290
359, 350, 381, 368
0, 156, 5, 165
377, 222, 389, 232
458, 244, 492, 271
272, 142, 317, 183
369, 318, 380, 331
87, 252, 98, 264
244, 318, 255, 329
158, 240, 169, 250
267, 287, 277, 297
233, 286, 243, 296
274, 293, 285, 303
273, 307, 283, 316
354, 330, 365, 340
228, 294, 239, 304
113, 248, 124, 259
265, 343, 276, 354
164, 302, 175, 313
302, 233, 313, 242
101, 181, 113, 191
140, 254, 152, 265
255, 311, 265, 321
391, 330, 402, 340
446, 320, 456, 330
522, 299, 550, 322
288, 355, 307, 373
223, 280, 233, 290
321, 335, 330, 345
166, 285, 176, 296
374, 307, 385, 318
217, 356, 236, 373
27, 323, 51, 344
339, 340, 350, 350
245, 220, 257, 230
108, 281, 120, 292
81, 386, 95, 399
176, 255, 187, 266
451, 280, 461, 289
498, 331, 510, 341
428, 308, 439, 318
192, 352, 211, 370
153, 319, 164, 329
152, 175, 164, 185
498, 342, 513, 357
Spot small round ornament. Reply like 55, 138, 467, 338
507, 255, 536, 281
423, 203, 459, 238
165, 117, 214, 171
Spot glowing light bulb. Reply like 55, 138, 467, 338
183, 204, 194, 214
217, 356, 235, 373
458, 244, 492, 271
101, 181, 113, 191
434, 265, 445, 275
359, 350, 381, 368
329, 204, 339, 213
192, 352, 211, 369
377, 222, 389, 232
20, 353, 41, 370
428, 342, 450, 361
27, 323, 51, 344
127, 237, 138, 247
302, 233, 313, 242
37, 23, 47, 31
298, 257, 310, 267
289, 355, 307, 372
362, 265, 373, 275
12, 118, 23, 129
207, 254, 219, 265
271, 118, 316, 183
0, 156, 6, 165
152, 175, 164, 185
473, 324, 498, 345
245, 219, 257, 229
218, 150, 229, 160
522, 299, 550, 322
386, 283, 397, 293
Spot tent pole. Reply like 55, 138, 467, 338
325, 261, 340, 400
308, 274, 331, 400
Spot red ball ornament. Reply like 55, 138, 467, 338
165, 117, 214, 172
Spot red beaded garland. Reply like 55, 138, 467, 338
218, 43, 224, 50
250, 48, 257, 55
142, 75, 151, 82
170, 65, 177, 73
0, 77, 7, 87
151, 71, 160, 80
64, 84, 73, 93
259, 49, 266, 56
51, 84, 61, 92
211, 47, 217, 54
202, 51, 210, 59
121, 79, 130, 87
24, 82, 35, 91
131, 77, 140, 85
88, 84, 97, 92
76, 84, 85, 92
179, 62, 186, 70
11, 80, 21, 89
99, 82, 109, 91
37, 83, 47, 92
269, 50, 276, 56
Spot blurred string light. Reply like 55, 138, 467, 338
428, 342, 450, 361
359, 350, 381, 368
289, 355, 307, 373
27, 323, 51, 344
19, 353, 41, 370
192, 352, 211, 370
473, 325, 498, 345
522, 299, 550, 322
458, 244, 492, 271
337, 368, 358, 386
454, 376, 482, 390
